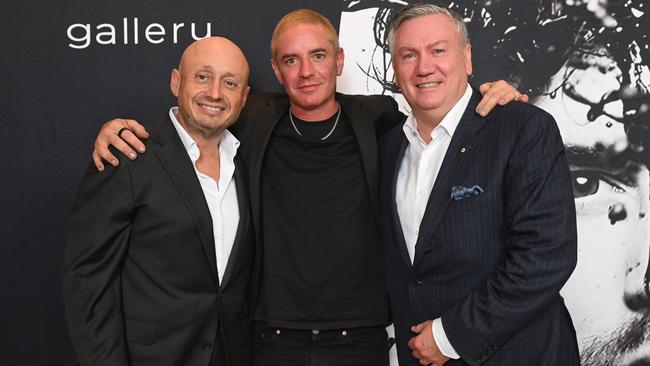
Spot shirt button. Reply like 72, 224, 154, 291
415, 230, 419, 235
312, 329, 320, 335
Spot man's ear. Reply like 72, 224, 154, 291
464, 44, 473, 76
241, 85, 251, 107
271, 58, 284, 86
336, 47, 345, 76
170, 69, 181, 97
391, 59, 400, 90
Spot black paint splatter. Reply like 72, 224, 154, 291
341, 0, 650, 165
609, 203, 628, 224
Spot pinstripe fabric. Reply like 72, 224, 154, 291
379, 90, 580, 366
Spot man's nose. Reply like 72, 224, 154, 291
624, 288, 650, 311
207, 81, 222, 99
415, 53, 436, 76
299, 59, 315, 78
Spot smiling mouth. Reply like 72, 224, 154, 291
198, 103, 226, 112
417, 82, 441, 89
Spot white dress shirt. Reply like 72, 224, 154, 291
169, 107, 240, 285
395, 84, 473, 360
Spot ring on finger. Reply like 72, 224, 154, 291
117, 127, 131, 138
514, 91, 520, 102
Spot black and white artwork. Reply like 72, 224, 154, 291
337, 1, 650, 364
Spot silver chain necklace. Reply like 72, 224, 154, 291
288, 107, 341, 141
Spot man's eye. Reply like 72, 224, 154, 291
285, 58, 297, 66
433, 48, 446, 55
224, 80, 237, 89
196, 74, 209, 81
571, 170, 625, 198
402, 53, 415, 60
313, 53, 326, 61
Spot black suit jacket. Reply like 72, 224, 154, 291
379, 90, 580, 365
63, 117, 255, 366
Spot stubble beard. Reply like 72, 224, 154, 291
179, 105, 231, 141
581, 313, 650, 365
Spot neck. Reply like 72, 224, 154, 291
413, 109, 446, 144
290, 98, 339, 122
193, 133, 222, 157
177, 117, 224, 157
413, 84, 469, 144
191, 130, 223, 184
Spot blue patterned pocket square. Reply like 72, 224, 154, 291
451, 185, 485, 201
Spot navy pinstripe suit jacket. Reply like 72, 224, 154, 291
379, 90, 580, 365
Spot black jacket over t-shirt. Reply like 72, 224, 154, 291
230, 93, 405, 330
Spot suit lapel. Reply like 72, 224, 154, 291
219, 154, 249, 289
389, 132, 414, 269
412, 91, 487, 268
153, 118, 220, 286
248, 98, 287, 239
339, 94, 380, 217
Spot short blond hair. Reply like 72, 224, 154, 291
270, 9, 339, 61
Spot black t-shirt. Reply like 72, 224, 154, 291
255, 108, 389, 329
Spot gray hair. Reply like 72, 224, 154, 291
387, 3, 470, 56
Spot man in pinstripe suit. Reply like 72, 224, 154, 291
379, 4, 580, 365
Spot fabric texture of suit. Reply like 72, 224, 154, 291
63, 116, 255, 366
379, 90, 580, 366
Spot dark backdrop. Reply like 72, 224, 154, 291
3, 0, 649, 365
0, 1, 339, 365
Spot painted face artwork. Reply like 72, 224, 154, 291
337, 1, 650, 364
536, 52, 650, 365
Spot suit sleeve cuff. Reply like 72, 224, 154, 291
433, 318, 460, 359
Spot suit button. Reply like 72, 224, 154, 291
201, 342, 212, 351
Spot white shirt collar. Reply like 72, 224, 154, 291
168, 107, 240, 163
402, 82, 473, 146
